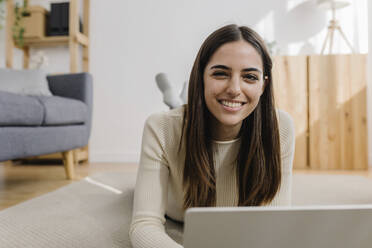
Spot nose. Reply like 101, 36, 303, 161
226, 75, 241, 97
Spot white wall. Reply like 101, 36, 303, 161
0, 0, 369, 163
368, 0, 372, 167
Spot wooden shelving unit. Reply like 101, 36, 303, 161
6, 0, 90, 71
22, 36, 70, 47
22, 33, 88, 48
5, 0, 91, 163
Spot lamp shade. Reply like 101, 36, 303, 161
276, 0, 326, 43
317, 0, 351, 10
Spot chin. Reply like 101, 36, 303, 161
215, 115, 244, 127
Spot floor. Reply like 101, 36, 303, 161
0, 161, 371, 211
0, 161, 138, 210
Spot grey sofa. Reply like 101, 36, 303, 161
0, 73, 93, 179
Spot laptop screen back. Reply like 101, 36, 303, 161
183, 205, 372, 248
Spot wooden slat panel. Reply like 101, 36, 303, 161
272, 56, 308, 169
308, 54, 367, 170
349, 55, 368, 169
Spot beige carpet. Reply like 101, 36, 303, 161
0, 172, 371, 248
292, 174, 372, 205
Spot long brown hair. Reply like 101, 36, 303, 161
181, 24, 281, 209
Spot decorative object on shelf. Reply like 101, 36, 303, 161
29, 50, 49, 69
317, 0, 354, 54
20, 5, 47, 40
12, 0, 29, 47
1, 0, 34, 46
48, 2, 69, 36
48, 2, 82, 36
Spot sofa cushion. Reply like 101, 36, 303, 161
0, 68, 52, 96
0, 91, 44, 126
35, 96, 88, 126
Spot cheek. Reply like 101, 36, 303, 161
204, 79, 222, 100
243, 84, 264, 101
203, 79, 211, 102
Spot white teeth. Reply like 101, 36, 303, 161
221, 100, 243, 108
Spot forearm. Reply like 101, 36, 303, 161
130, 219, 183, 248
130, 113, 184, 247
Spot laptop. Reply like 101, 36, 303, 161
183, 205, 372, 248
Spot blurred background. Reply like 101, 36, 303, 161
0, 0, 370, 167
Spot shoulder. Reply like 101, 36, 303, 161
143, 106, 185, 147
276, 109, 295, 135
145, 106, 185, 129
141, 107, 185, 166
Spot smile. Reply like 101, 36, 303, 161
218, 100, 246, 111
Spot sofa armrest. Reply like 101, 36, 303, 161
47, 73, 93, 139
47, 73, 93, 107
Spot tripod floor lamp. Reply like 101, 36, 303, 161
317, 0, 354, 54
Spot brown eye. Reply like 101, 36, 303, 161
243, 74, 258, 82
212, 71, 228, 78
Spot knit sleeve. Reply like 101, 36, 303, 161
129, 114, 183, 248
271, 109, 296, 206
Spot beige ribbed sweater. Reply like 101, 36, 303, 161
129, 107, 295, 248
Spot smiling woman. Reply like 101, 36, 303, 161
203, 40, 265, 141
129, 24, 295, 248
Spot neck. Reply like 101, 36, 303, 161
210, 118, 242, 141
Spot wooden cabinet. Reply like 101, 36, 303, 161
273, 54, 368, 170
5, 0, 90, 72
273, 56, 308, 170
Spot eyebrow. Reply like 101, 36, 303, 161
210, 64, 262, 74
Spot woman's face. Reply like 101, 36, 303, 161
203, 40, 265, 132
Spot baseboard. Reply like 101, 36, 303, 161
90, 151, 139, 163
